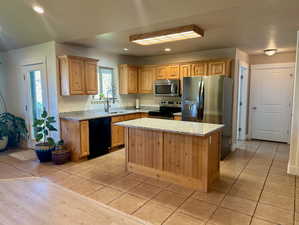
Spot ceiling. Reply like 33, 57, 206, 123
1, 0, 299, 56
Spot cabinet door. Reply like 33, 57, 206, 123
180, 64, 191, 94
69, 58, 85, 95
138, 66, 155, 93
191, 62, 208, 76
208, 61, 227, 76
84, 60, 98, 95
112, 124, 124, 147
80, 121, 90, 158
167, 65, 180, 79
180, 64, 191, 78
128, 66, 138, 93
156, 66, 168, 80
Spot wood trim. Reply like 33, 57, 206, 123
130, 24, 204, 42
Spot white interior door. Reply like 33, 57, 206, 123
250, 64, 295, 143
237, 61, 249, 141
23, 63, 49, 147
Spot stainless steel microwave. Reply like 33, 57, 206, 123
154, 80, 180, 97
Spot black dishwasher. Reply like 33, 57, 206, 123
88, 117, 111, 159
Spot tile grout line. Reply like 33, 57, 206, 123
248, 143, 279, 225
205, 141, 263, 225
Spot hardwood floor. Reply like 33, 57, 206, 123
0, 177, 151, 225
0, 141, 297, 225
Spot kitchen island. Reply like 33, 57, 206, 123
116, 118, 224, 192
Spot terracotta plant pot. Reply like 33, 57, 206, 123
34, 143, 55, 162
0, 136, 8, 152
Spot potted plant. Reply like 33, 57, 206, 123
0, 120, 8, 151
33, 109, 57, 162
0, 112, 28, 148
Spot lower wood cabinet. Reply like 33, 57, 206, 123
111, 124, 124, 148
60, 119, 89, 162
174, 115, 182, 121
111, 113, 142, 148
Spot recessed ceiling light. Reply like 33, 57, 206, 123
130, 24, 204, 46
164, 48, 171, 52
264, 49, 277, 56
123, 48, 129, 51
33, 5, 44, 14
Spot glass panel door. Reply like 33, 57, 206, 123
23, 64, 48, 147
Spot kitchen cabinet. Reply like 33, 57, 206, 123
111, 113, 141, 148
174, 115, 182, 121
60, 119, 89, 161
59, 55, 99, 96
167, 64, 180, 79
191, 62, 208, 76
138, 66, 155, 93
156, 66, 168, 80
208, 60, 231, 76
84, 59, 98, 95
119, 64, 138, 94
180, 64, 191, 94
156, 65, 180, 80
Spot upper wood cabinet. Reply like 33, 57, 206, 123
168, 65, 180, 79
59, 55, 99, 96
156, 64, 180, 80
208, 60, 231, 76
119, 64, 138, 94
180, 64, 191, 78
156, 66, 168, 80
191, 62, 208, 76
138, 66, 155, 94
84, 59, 98, 95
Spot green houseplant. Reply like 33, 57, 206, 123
0, 113, 28, 150
33, 108, 57, 162
0, 120, 8, 151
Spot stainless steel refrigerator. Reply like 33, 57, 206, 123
182, 76, 233, 159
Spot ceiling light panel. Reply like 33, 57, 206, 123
130, 25, 204, 46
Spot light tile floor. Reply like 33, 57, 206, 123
0, 141, 297, 225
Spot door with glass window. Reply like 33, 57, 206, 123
23, 64, 48, 147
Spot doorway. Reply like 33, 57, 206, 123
23, 63, 48, 147
250, 63, 295, 143
237, 61, 249, 141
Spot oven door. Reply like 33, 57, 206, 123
154, 80, 179, 96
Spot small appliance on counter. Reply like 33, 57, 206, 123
154, 79, 180, 97
148, 101, 181, 119
135, 98, 140, 109
182, 75, 233, 159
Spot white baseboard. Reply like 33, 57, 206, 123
287, 163, 299, 176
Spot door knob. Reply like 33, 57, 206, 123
252, 107, 257, 110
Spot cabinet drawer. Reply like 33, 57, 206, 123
124, 113, 141, 121
111, 115, 125, 123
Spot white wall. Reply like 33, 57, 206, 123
0, 53, 7, 112
288, 31, 299, 175
56, 43, 141, 112
4, 41, 59, 140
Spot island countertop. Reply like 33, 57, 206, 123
116, 118, 224, 137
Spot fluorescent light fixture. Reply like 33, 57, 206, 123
123, 48, 129, 51
164, 48, 171, 52
264, 49, 277, 56
130, 25, 204, 46
33, 5, 44, 14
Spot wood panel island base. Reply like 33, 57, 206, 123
116, 118, 224, 192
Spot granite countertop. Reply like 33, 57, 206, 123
59, 107, 158, 121
116, 118, 224, 137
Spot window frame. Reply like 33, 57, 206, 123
95, 66, 116, 100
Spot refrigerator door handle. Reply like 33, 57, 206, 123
201, 80, 205, 120
197, 80, 204, 121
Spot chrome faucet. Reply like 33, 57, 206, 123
103, 89, 116, 113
